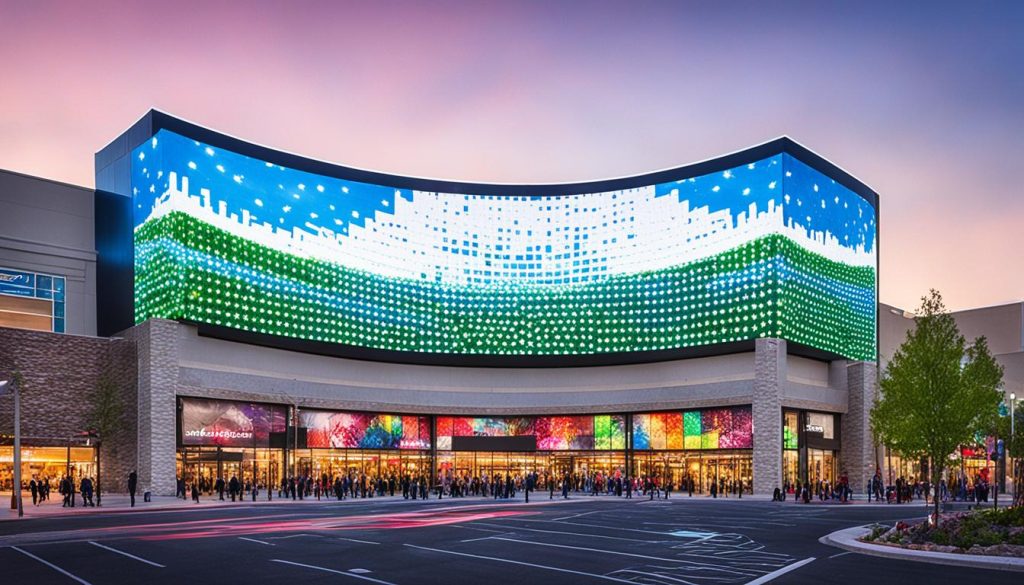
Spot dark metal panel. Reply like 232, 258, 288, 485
451, 435, 537, 452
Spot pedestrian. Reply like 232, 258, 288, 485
60, 475, 71, 508
191, 480, 200, 503
128, 470, 138, 507
562, 472, 570, 499
81, 476, 94, 507
29, 477, 38, 506
215, 476, 225, 501
229, 475, 239, 502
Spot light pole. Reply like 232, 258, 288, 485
1, 378, 23, 518
1012, 392, 1017, 502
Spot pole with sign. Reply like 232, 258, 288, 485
1, 378, 23, 518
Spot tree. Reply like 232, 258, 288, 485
871, 290, 1003, 525
87, 374, 125, 499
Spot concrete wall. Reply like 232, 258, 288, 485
173, 322, 768, 414
0, 169, 97, 336
0, 325, 136, 492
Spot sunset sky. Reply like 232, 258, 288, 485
1, 1, 1021, 311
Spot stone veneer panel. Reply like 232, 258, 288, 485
120, 319, 179, 496
753, 338, 785, 495
0, 326, 137, 493
840, 361, 878, 493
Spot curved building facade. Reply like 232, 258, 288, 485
1, 110, 881, 497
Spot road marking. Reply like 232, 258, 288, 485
459, 536, 496, 543
87, 541, 165, 568
337, 537, 381, 545
239, 537, 275, 546
10, 546, 94, 585
552, 510, 603, 521
472, 521, 660, 543
266, 533, 319, 540
828, 551, 853, 559
404, 544, 636, 583
270, 559, 396, 584
744, 557, 816, 585
487, 537, 736, 570
350, 568, 372, 574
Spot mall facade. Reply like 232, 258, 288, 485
3, 110, 1004, 499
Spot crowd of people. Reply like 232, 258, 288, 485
172, 469, 752, 503
14, 475, 99, 508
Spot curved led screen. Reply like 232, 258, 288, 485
132, 129, 876, 362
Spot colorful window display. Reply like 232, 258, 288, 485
633, 406, 753, 450
131, 129, 877, 362
783, 410, 799, 449
179, 397, 287, 447
435, 415, 626, 451
300, 410, 431, 450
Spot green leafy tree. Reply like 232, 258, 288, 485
87, 374, 125, 497
871, 290, 1004, 525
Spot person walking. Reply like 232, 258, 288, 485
562, 472, 570, 499
128, 470, 138, 507
228, 475, 240, 502
191, 479, 200, 503
215, 476, 226, 501
81, 476, 94, 507
29, 478, 38, 506
60, 476, 71, 508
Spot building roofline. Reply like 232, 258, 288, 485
95, 108, 879, 207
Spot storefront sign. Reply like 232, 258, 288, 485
805, 424, 824, 434
179, 397, 287, 447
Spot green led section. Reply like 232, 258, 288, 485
135, 211, 876, 360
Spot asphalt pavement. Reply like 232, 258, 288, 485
0, 494, 1018, 584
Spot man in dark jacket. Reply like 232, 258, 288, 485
228, 476, 240, 502
215, 476, 226, 501
128, 471, 138, 507
80, 476, 94, 507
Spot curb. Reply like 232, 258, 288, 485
820, 525, 1024, 572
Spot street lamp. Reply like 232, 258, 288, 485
0, 378, 23, 518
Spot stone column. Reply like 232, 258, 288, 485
840, 361, 877, 494
753, 338, 785, 496
122, 319, 180, 496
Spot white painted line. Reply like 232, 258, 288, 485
87, 541, 165, 568
472, 521, 660, 543
487, 537, 734, 570
10, 546, 94, 585
552, 510, 603, 521
744, 557, 816, 585
270, 559, 396, 585
404, 544, 636, 583
829, 551, 853, 559
266, 533, 319, 540
459, 536, 496, 543
239, 537, 276, 546
349, 568, 372, 574
337, 537, 381, 545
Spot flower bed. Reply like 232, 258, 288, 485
860, 507, 1024, 557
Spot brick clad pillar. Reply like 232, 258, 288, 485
840, 361, 878, 494
753, 338, 785, 496
123, 319, 180, 496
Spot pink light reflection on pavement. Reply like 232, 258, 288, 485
137, 509, 537, 541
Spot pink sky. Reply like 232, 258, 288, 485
1, 1, 1021, 311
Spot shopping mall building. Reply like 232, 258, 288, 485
1, 111, 1019, 497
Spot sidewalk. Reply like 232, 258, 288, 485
1, 491, 425, 520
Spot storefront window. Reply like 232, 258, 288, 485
783, 411, 799, 449
805, 412, 835, 439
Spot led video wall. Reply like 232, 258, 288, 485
132, 129, 877, 361
300, 410, 431, 450
632, 407, 753, 450
179, 397, 287, 447
436, 415, 627, 451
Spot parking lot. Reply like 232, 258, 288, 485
1, 496, 1019, 584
